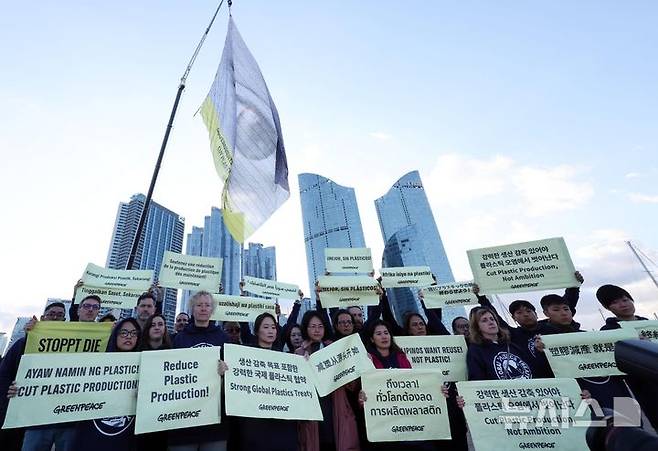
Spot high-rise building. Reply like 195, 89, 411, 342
299, 173, 367, 299
375, 171, 464, 326
106, 193, 185, 329
182, 207, 241, 311
242, 243, 276, 280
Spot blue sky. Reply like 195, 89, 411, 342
1, 1, 657, 337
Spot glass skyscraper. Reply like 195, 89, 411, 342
182, 207, 242, 311
242, 243, 277, 280
375, 171, 465, 326
106, 193, 185, 329
299, 173, 367, 299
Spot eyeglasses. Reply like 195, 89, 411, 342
81, 303, 100, 311
44, 312, 65, 319
337, 320, 353, 326
118, 329, 139, 338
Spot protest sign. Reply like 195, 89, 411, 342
158, 251, 222, 291
211, 294, 276, 322
422, 281, 478, 309
620, 319, 658, 342
456, 378, 589, 451
81, 262, 153, 290
308, 333, 374, 397
394, 335, 468, 381
363, 369, 450, 442
243, 276, 299, 300
379, 266, 434, 289
135, 347, 222, 434
317, 275, 379, 308
224, 344, 322, 420
74, 285, 144, 310
3, 352, 140, 428
25, 321, 113, 354
467, 237, 579, 295
324, 247, 373, 273
541, 329, 637, 378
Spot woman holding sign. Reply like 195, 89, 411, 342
296, 310, 360, 451
70, 318, 141, 451
231, 312, 299, 451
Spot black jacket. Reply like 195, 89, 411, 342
467, 339, 535, 380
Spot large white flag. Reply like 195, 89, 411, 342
201, 16, 289, 242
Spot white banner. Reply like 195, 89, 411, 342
324, 248, 373, 273
243, 276, 299, 300
380, 266, 434, 289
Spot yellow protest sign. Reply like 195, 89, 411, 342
394, 335, 468, 381
25, 321, 113, 354
242, 276, 299, 300
541, 329, 637, 378
317, 275, 379, 308
3, 352, 140, 429
620, 319, 658, 342
82, 262, 153, 290
363, 369, 450, 442
379, 266, 434, 289
456, 378, 589, 451
467, 237, 580, 295
135, 347, 222, 434
158, 251, 222, 291
308, 334, 374, 397
210, 294, 276, 322
422, 281, 478, 309
74, 285, 144, 310
324, 247, 373, 273
224, 344, 323, 420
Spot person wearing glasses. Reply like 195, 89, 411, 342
0, 302, 67, 451
69, 318, 141, 451
77, 295, 102, 322
331, 309, 355, 340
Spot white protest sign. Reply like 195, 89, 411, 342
210, 294, 277, 322
74, 285, 144, 310
379, 266, 434, 289
394, 335, 468, 381
158, 251, 222, 291
317, 275, 379, 308
620, 319, 658, 342
324, 248, 373, 273
422, 281, 478, 309
81, 263, 153, 291
243, 276, 299, 300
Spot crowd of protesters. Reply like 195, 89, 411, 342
0, 271, 656, 451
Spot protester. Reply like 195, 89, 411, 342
296, 310, 360, 451
77, 294, 102, 323
69, 318, 141, 451
466, 307, 535, 380
172, 312, 190, 337
331, 309, 355, 340
0, 302, 67, 451
284, 324, 304, 353
223, 321, 242, 344
171, 291, 229, 451
451, 317, 469, 337
139, 313, 172, 351
135, 292, 156, 330
230, 313, 298, 451
378, 286, 450, 337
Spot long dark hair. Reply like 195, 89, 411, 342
254, 312, 278, 340
107, 318, 141, 352
403, 312, 426, 335
284, 324, 302, 353
331, 309, 354, 338
300, 310, 330, 342
365, 320, 402, 354
139, 314, 172, 350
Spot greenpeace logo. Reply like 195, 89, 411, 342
53, 402, 106, 415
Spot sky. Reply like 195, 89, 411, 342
1, 1, 657, 339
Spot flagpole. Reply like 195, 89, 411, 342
126, 0, 226, 272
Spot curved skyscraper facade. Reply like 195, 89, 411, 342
375, 171, 465, 326
299, 173, 366, 299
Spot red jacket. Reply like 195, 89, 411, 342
369, 351, 412, 369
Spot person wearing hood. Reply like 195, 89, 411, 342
69, 317, 142, 451
534, 294, 629, 411
171, 290, 229, 451
596, 284, 657, 429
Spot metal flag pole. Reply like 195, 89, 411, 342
126, 0, 226, 271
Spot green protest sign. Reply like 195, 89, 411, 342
210, 294, 276, 322
456, 378, 589, 451
467, 237, 580, 295
541, 329, 637, 378
394, 335, 468, 381
379, 266, 434, 289
308, 334, 374, 397
324, 247, 373, 273
317, 275, 379, 308
620, 319, 658, 342
224, 344, 322, 420
135, 347, 222, 434
363, 369, 450, 442
158, 251, 222, 291
422, 281, 478, 309
3, 352, 140, 429
25, 321, 113, 354
81, 262, 153, 291
243, 276, 299, 300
